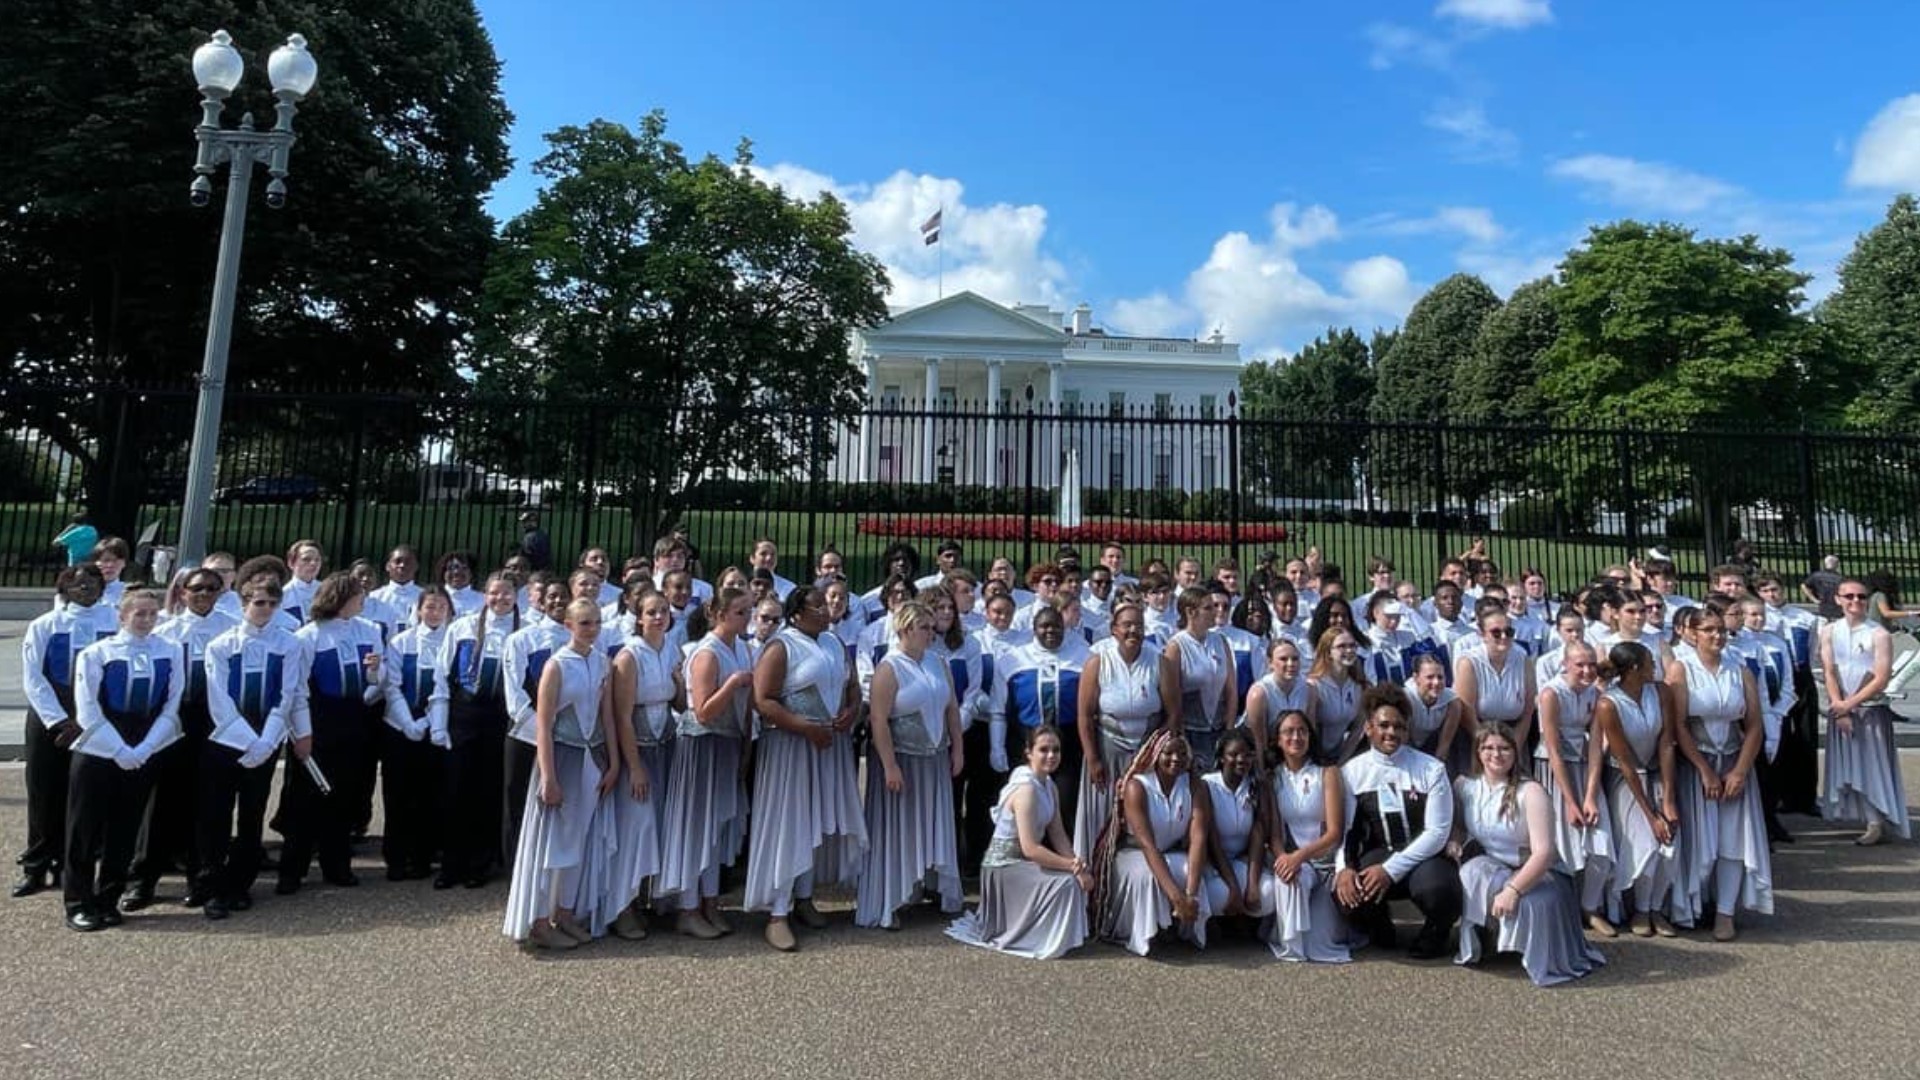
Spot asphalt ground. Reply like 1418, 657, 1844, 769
0, 761, 1916, 1080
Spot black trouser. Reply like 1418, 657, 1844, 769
378, 722, 439, 873
1341, 847, 1463, 941
954, 721, 999, 874
64, 754, 155, 913
19, 690, 77, 877
1775, 668, 1821, 814
279, 695, 376, 883
133, 699, 210, 888
444, 697, 507, 880
501, 735, 537, 862
195, 742, 278, 901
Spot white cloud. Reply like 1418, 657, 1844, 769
1548, 153, 1742, 215
1365, 22, 1454, 72
1435, 0, 1553, 29
1367, 206, 1506, 244
1426, 101, 1519, 162
1110, 203, 1419, 355
749, 164, 1069, 309
1847, 94, 1920, 190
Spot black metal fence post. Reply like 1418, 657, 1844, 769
337, 406, 367, 560
1022, 384, 1037, 570
1618, 426, 1640, 560
579, 403, 601, 553
806, 406, 824, 565
1796, 427, 1821, 571
1430, 419, 1450, 575
1227, 391, 1242, 568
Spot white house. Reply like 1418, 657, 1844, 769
845, 292, 1243, 493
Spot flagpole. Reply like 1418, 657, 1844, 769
937, 202, 945, 300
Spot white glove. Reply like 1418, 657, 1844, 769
430, 727, 452, 750
113, 747, 143, 771
988, 720, 1009, 773
237, 737, 270, 769
406, 718, 429, 742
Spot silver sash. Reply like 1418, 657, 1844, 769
888, 710, 944, 757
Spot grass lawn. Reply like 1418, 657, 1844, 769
7, 498, 1907, 594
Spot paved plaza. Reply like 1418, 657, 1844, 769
3, 613, 1919, 1078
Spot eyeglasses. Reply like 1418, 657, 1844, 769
1487, 627, 1515, 639
1039, 576, 1061, 586
1839, 592, 1868, 600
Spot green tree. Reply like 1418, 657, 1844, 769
468, 112, 891, 550
1238, 327, 1374, 499
1448, 277, 1560, 512
1821, 194, 1920, 430
1541, 221, 1845, 559
0, 1, 511, 537
1367, 273, 1501, 507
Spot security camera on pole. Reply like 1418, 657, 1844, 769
176, 30, 319, 568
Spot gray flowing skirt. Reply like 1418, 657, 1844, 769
743, 726, 868, 912
657, 734, 747, 902
1605, 768, 1686, 925
1260, 860, 1352, 963
1538, 757, 1615, 912
1824, 704, 1912, 838
946, 859, 1089, 959
1456, 859, 1606, 987
855, 751, 962, 927
1674, 750, 1774, 918
503, 744, 616, 941
1103, 848, 1211, 955
1073, 734, 1138, 862
584, 768, 660, 935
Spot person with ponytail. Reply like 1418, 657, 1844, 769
1595, 641, 1684, 937
1450, 723, 1606, 986
503, 597, 621, 950
1535, 641, 1616, 936
946, 724, 1091, 959
658, 587, 755, 939
429, 572, 520, 889
1820, 576, 1911, 846
745, 585, 865, 951
1160, 586, 1237, 772
499, 580, 569, 875
604, 589, 684, 938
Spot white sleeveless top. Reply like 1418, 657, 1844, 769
1171, 630, 1231, 729
547, 646, 607, 749
882, 649, 951, 752
681, 632, 752, 738
1681, 652, 1746, 756
1402, 680, 1457, 746
624, 635, 680, 742
1829, 620, 1887, 703
1093, 637, 1163, 734
1203, 771, 1257, 860
1129, 772, 1193, 852
1537, 675, 1598, 763
1604, 683, 1664, 767
1275, 762, 1330, 853
1468, 651, 1527, 723
1455, 775, 1532, 870
1246, 673, 1310, 734
777, 626, 846, 722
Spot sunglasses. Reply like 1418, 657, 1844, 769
1839, 592, 1868, 600
185, 584, 222, 594
1487, 627, 1516, 639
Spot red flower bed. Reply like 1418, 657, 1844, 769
856, 515, 1288, 546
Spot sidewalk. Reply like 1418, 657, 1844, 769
5, 616, 1920, 760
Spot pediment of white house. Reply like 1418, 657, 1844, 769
864, 291, 1067, 350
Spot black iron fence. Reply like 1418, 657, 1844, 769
4, 381, 1919, 596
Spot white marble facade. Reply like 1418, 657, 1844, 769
845, 292, 1243, 493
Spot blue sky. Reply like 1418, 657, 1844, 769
476, 0, 1920, 358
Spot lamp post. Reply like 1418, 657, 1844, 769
176, 29, 319, 568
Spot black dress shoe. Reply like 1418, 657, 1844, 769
203, 897, 231, 921
120, 883, 157, 912
1407, 929, 1449, 960
98, 906, 126, 928
274, 877, 302, 896
228, 892, 254, 912
11, 871, 50, 899
463, 873, 491, 889
432, 874, 458, 890
181, 890, 211, 909
386, 866, 409, 883
322, 870, 360, 888
66, 908, 107, 932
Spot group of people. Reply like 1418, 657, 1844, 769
15, 532, 1908, 984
